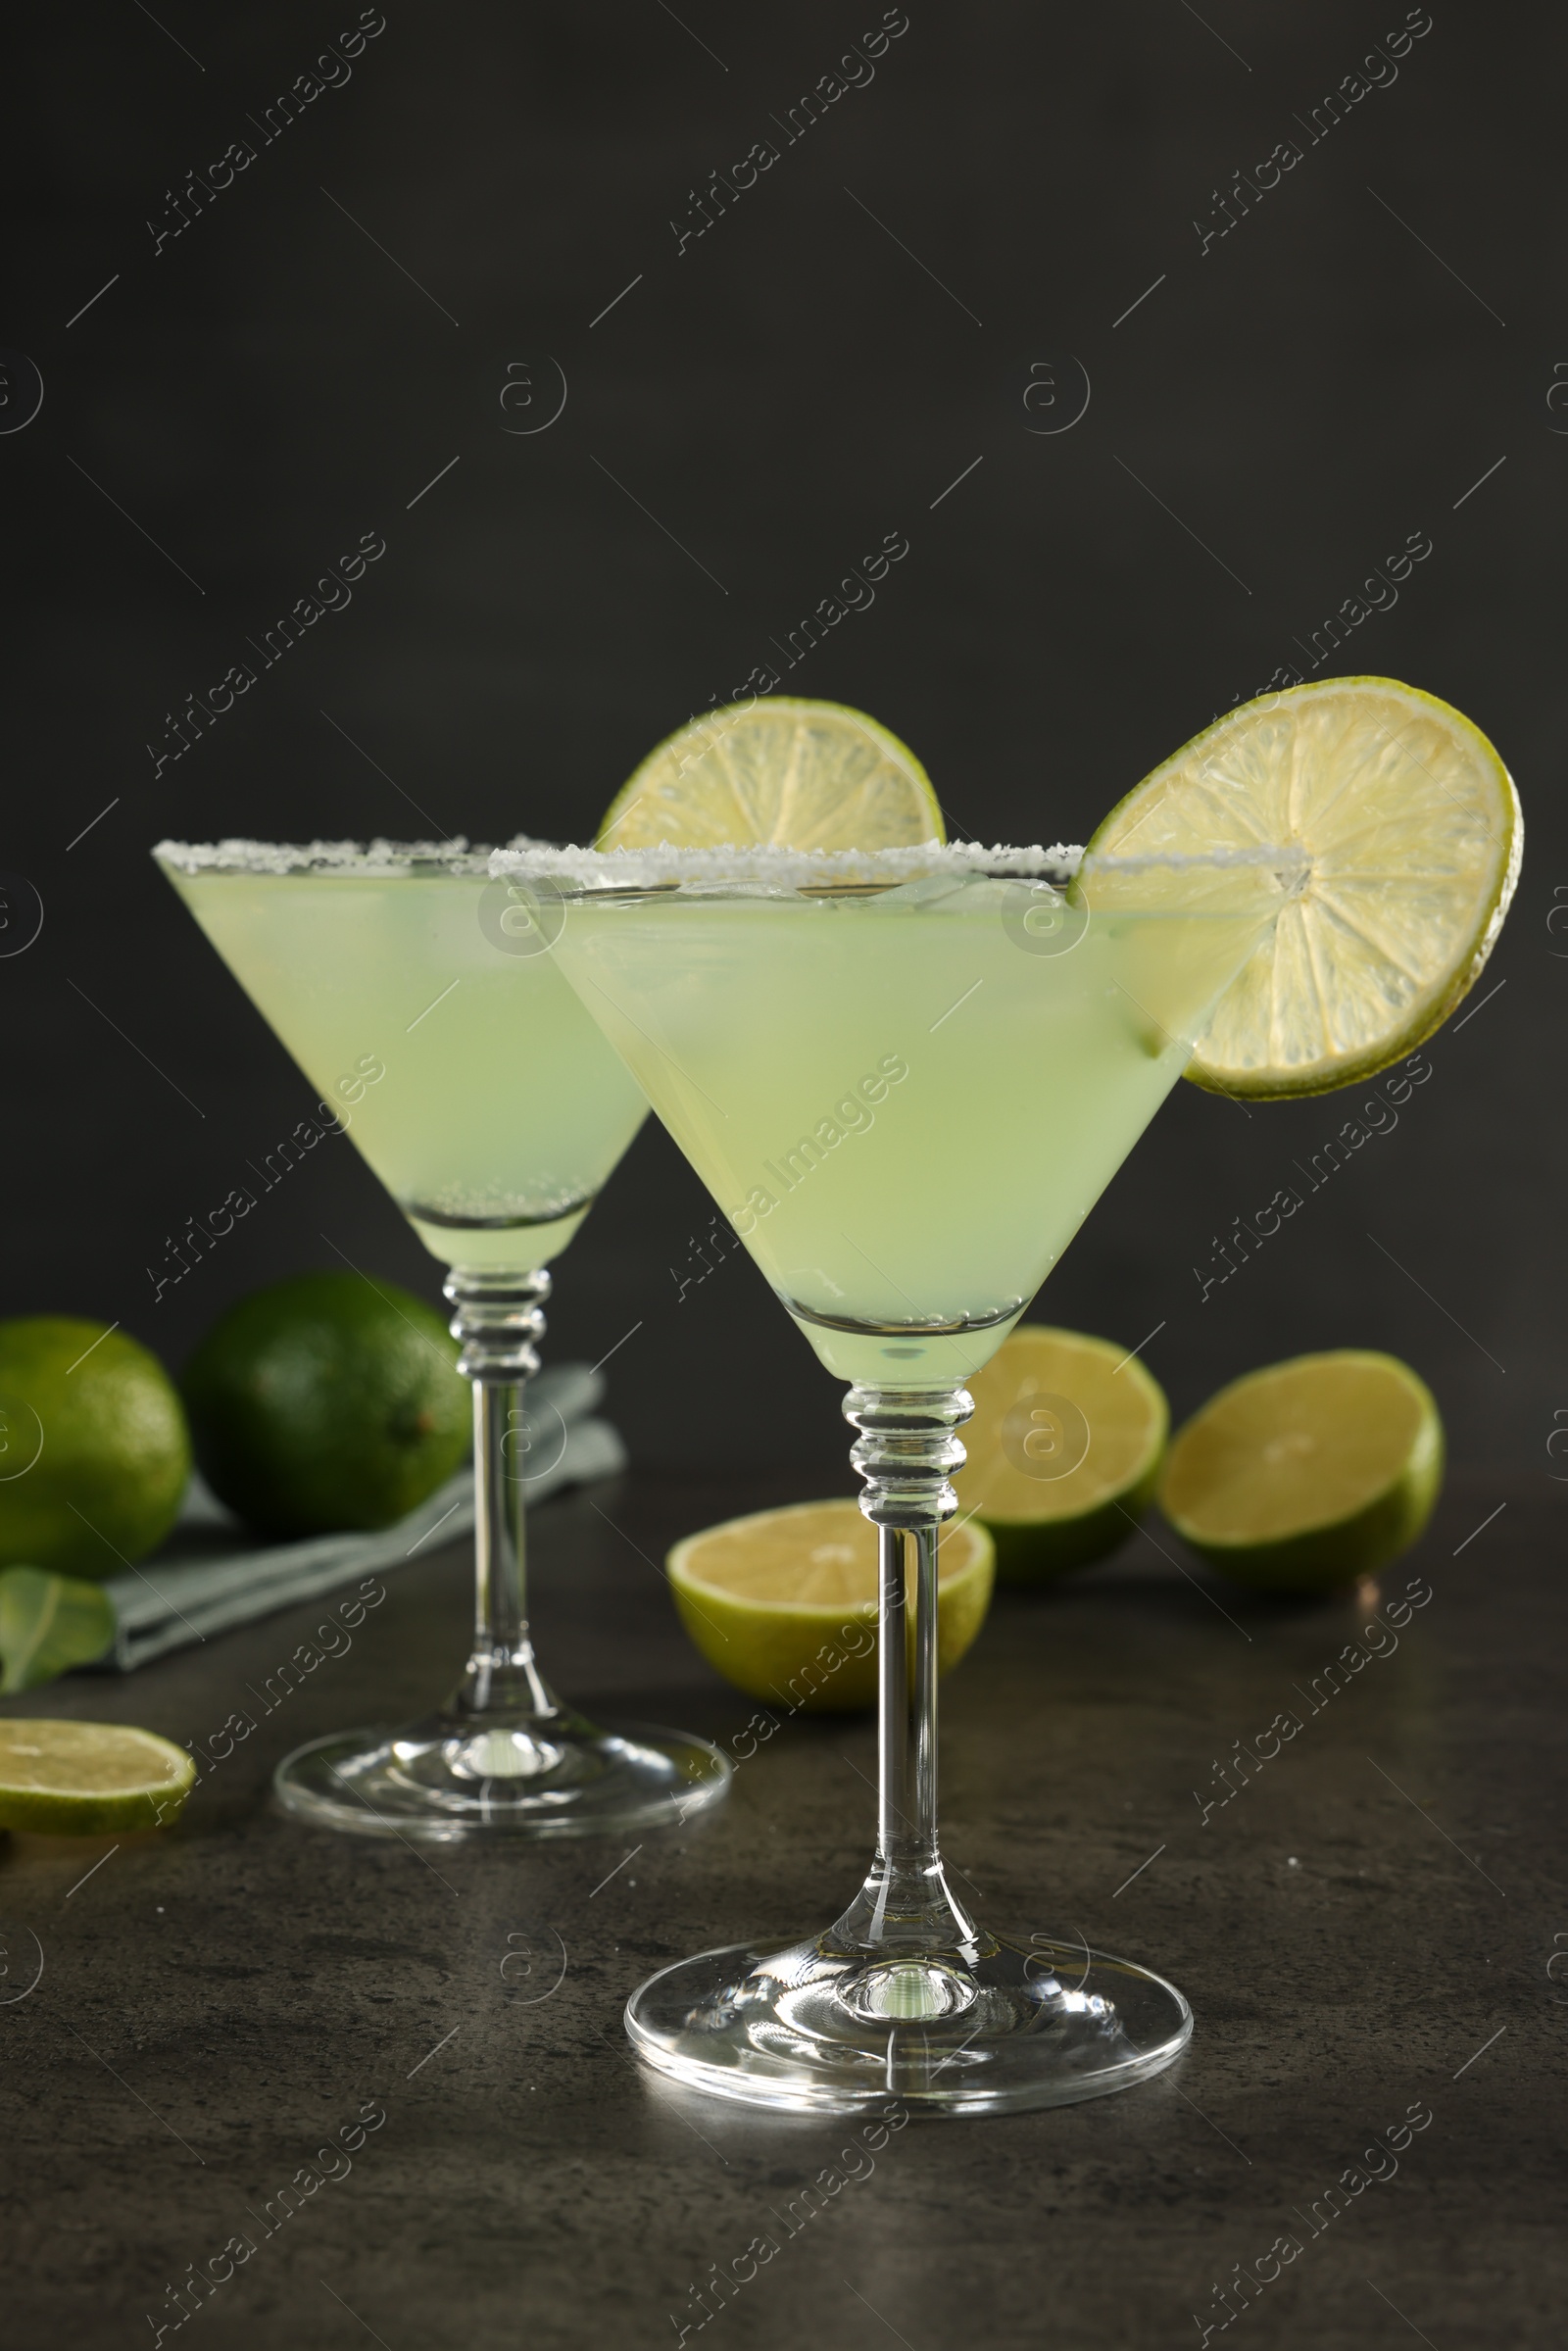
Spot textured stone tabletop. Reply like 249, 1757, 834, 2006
0, 1467, 1555, 2349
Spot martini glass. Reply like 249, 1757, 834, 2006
510, 836, 1292, 2111
153, 840, 732, 1841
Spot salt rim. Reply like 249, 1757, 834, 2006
487, 839, 1307, 889
153, 835, 1306, 887
489, 839, 1084, 888
151, 836, 549, 876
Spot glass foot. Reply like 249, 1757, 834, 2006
625, 1930, 1192, 2114
274, 1710, 732, 1842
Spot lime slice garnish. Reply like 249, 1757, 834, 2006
961, 1326, 1168, 1581
1086, 677, 1522, 1098
0, 1719, 195, 1834
666, 1498, 993, 1710
1159, 1350, 1444, 1593
598, 698, 943, 852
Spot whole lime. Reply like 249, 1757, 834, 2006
0, 1317, 192, 1579
181, 1271, 468, 1538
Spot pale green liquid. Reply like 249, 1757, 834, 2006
553, 876, 1271, 1383
168, 868, 647, 1270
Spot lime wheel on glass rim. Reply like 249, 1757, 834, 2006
598, 698, 943, 852
1087, 676, 1522, 1096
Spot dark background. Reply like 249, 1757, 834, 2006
2, 0, 1558, 1480
1, 15, 1562, 2351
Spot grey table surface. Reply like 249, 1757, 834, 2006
0, 1466, 1557, 2350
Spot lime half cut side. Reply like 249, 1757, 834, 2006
598, 698, 943, 852
1087, 678, 1522, 1098
0, 1719, 195, 1834
1159, 1350, 1444, 1594
961, 1326, 1169, 1582
666, 1498, 994, 1710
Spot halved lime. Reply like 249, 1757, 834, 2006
1159, 1350, 1444, 1593
666, 1498, 994, 1710
598, 698, 943, 852
1087, 678, 1522, 1097
961, 1327, 1168, 1581
0, 1719, 195, 1834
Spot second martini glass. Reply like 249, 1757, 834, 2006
510, 836, 1291, 2111
154, 840, 732, 1841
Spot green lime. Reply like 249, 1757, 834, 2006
961, 1327, 1168, 1582
181, 1271, 468, 1539
598, 698, 943, 852
666, 1499, 994, 1711
0, 1318, 191, 1580
1087, 678, 1521, 1099
1159, 1349, 1444, 1593
0, 1718, 195, 1834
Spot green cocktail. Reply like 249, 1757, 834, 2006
543, 857, 1271, 1386
506, 837, 1288, 2113
155, 840, 732, 1842
164, 857, 644, 1268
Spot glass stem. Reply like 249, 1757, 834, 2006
836, 1383, 979, 1955
444, 1267, 558, 1722
877, 1523, 939, 1878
